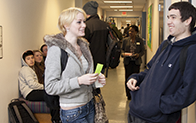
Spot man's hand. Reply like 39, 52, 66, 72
127, 78, 140, 91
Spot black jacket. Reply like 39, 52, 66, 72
121, 36, 145, 65
84, 14, 109, 69
128, 34, 196, 122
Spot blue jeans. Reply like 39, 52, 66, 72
60, 99, 95, 123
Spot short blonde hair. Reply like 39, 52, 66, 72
58, 7, 87, 35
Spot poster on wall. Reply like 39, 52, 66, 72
147, 4, 153, 50
0, 26, 2, 59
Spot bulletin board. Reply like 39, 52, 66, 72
147, 4, 153, 51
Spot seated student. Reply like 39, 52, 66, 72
18, 50, 61, 123
33, 50, 45, 84
33, 50, 61, 122
40, 44, 48, 61
18, 50, 44, 101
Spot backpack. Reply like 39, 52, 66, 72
105, 27, 121, 77
159, 41, 196, 75
44, 48, 68, 109
8, 99, 39, 123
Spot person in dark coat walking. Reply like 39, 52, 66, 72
83, 1, 109, 93
123, 23, 130, 37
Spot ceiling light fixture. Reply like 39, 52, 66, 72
119, 9, 133, 11
110, 6, 133, 8
104, 1, 132, 3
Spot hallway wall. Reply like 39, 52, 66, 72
0, 0, 74, 122
145, 0, 160, 62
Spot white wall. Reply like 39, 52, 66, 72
193, 0, 196, 6
0, 0, 74, 122
163, 0, 171, 40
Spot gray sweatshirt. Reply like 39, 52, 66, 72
18, 55, 44, 98
44, 33, 94, 105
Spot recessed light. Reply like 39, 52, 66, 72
104, 1, 132, 3
110, 6, 133, 8
119, 9, 133, 11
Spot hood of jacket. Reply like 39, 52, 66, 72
43, 33, 93, 73
21, 53, 29, 67
167, 33, 196, 47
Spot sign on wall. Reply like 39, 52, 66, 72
147, 4, 153, 51
0, 26, 2, 59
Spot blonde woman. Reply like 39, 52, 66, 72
44, 7, 106, 123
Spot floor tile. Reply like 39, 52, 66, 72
101, 58, 130, 123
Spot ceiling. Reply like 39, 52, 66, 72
85, 0, 147, 26
89, 0, 147, 12
85, 0, 164, 27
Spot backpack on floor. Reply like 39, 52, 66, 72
8, 99, 39, 123
105, 27, 121, 77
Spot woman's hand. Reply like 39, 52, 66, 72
98, 73, 106, 86
124, 52, 133, 57
134, 53, 139, 58
78, 73, 98, 85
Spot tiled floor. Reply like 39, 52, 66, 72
101, 58, 130, 123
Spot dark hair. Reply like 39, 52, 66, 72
40, 44, 47, 52
169, 1, 196, 32
22, 50, 34, 61
130, 25, 139, 33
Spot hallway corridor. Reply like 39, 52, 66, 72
101, 58, 130, 123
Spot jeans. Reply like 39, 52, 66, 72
60, 99, 95, 123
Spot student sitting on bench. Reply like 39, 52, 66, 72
18, 50, 61, 123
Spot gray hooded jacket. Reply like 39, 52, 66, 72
18, 55, 44, 98
44, 33, 94, 105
